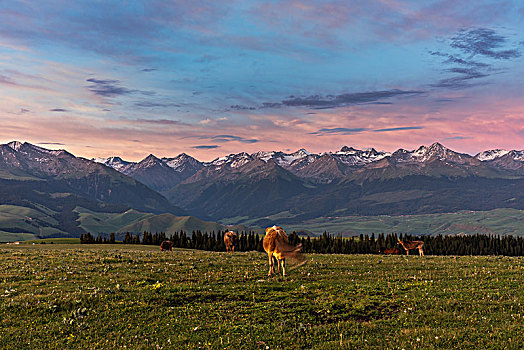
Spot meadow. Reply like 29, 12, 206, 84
1, 244, 523, 349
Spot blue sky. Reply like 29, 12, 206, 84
1, 0, 523, 160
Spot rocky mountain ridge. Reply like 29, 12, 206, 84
93, 142, 524, 190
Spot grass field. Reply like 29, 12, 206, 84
1, 244, 523, 349
21, 238, 81, 244
283, 208, 524, 237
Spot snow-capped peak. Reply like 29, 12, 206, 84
339, 146, 358, 154
207, 152, 253, 168
92, 157, 107, 164
92, 156, 133, 171
7, 141, 23, 151
412, 142, 449, 160
107, 156, 126, 163
475, 149, 510, 161
163, 153, 201, 172
292, 148, 311, 157
512, 151, 524, 161
252, 151, 277, 162
139, 154, 163, 167
331, 146, 390, 165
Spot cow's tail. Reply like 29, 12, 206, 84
276, 240, 305, 263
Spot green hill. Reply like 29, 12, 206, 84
281, 208, 524, 236
120, 213, 251, 234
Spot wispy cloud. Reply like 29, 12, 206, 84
211, 135, 259, 143
429, 51, 489, 68
49, 108, 68, 112
311, 126, 424, 135
450, 28, 520, 60
193, 145, 219, 149
86, 78, 135, 97
130, 118, 185, 126
0, 73, 18, 86
86, 78, 155, 98
442, 136, 473, 141
431, 70, 489, 89
310, 127, 368, 135
373, 126, 424, 132
279, 90, 425, 109
134, 101, 180, 108
199, 117, 228, 125
38, 142, 66, 146
430, 27, 521, 90
229, 105, 256, 111
253, 89, 425, 111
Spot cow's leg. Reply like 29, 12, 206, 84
419, 247, 424, 256
281, 258, 286, 276
268, 253, 274, 276
406, 249, 409, 255
274, 256, 280, 273
232, 245, 235, 253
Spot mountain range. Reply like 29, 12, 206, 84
95, 143, 524, 189
93, 142, 524, 226
1, 140, 523, 240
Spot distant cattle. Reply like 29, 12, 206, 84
379, 247, 400, 255
160, 240, 173, 251
263, 226, 304, 276
224, 231, 238, 253
397, 239, 424, 256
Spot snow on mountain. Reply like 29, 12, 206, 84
93, 156, 134, 172
138, 154, 166, 168
511, 151, 524, 161
332, 146, 390, 166
394, 142, 470, 163
163, 153, 201, 172
207, 152, 253, 168
7, 141, 23, 151
7, 141, 70, 157
475, 149, 511, 161
251, 151, 280, 162
411, 142, 448, 161
475, 149, 524, 162
251, 149, 318, 168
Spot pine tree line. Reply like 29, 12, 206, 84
80, 231, 524, 256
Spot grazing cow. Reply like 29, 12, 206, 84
160, 240, 173, 251
263, 226, 304, 276
397, 239, 424, 256
379, 247, 400, 255
224, 231, 238, 253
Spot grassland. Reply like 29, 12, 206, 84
273, 208, 524, 236
0, 205, 253, 243
1, 244, 523, 349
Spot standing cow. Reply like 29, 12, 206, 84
160, 240, 173, 251
224, 231, 238, 253
397, 239, 424, 256
263, 226, 304, 276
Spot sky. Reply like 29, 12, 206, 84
1, 0, 523, 161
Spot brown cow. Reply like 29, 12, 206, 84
379, 247, 400, 255
263, 226, 304, 276
397, 239, 424, 256
160, 240, 173, 251
224, 231, 238, 253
